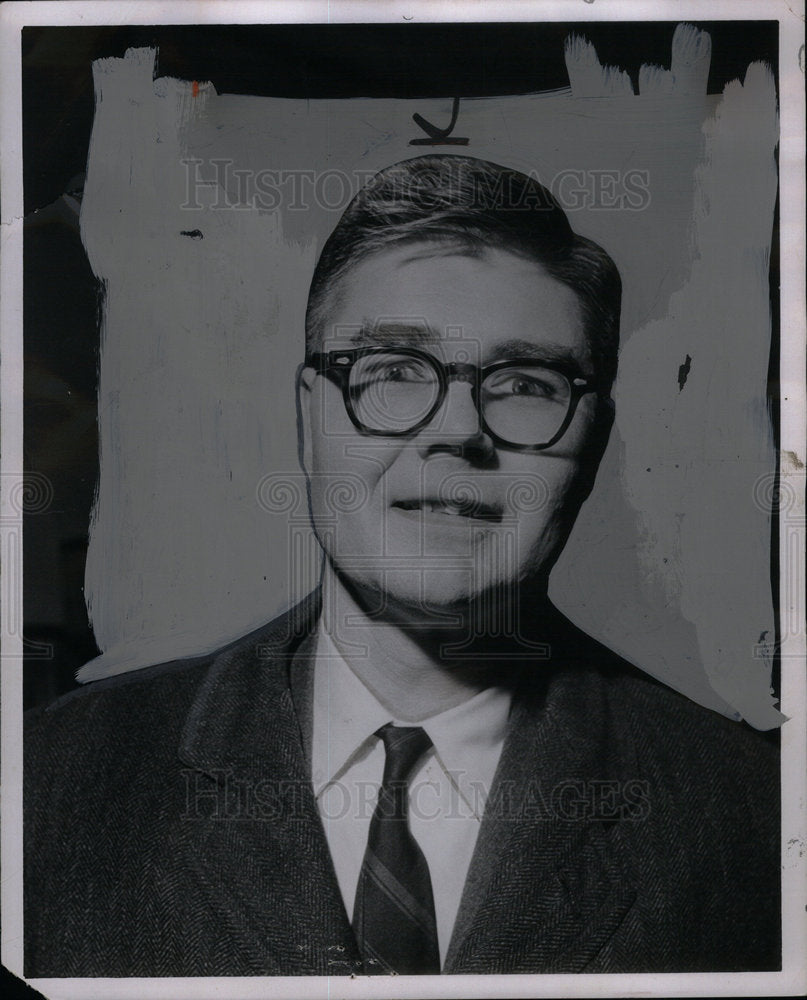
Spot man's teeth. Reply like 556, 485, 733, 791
426, 501, 466, 515
403, 500, 478, 516
395, 499, 499, 520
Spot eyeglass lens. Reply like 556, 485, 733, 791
348, 351, 572, 446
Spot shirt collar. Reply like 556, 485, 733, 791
419, 682, 511, 792
311, 622, 512, 800
311, 625, 393, 796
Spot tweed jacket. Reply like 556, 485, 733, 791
24, 593, 780, 977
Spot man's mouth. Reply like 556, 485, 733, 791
392, 499, 503, 523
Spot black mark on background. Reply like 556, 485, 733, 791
678, 354, 692, 392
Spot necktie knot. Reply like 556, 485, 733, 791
377, 723, 432, 787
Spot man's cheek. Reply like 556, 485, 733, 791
507, 472, 577, 557
310, 486, 384, 560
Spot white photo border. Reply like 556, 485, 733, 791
2, 2, 804, 998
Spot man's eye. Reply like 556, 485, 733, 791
509, 377, 542, 396
368, 362, 430, 382
487, 374, 558, 399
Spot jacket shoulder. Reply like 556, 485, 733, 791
544, 610, 779, 779
24, 599, 318, 771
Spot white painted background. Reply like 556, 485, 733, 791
78, 28, 781, 728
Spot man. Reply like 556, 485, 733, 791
25, 155, 780, 977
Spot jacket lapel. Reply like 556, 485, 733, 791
176, 596, 362, 975
444, 658, 639, 974
174, 592, 639, 975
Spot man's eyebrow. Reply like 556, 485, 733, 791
343, 329, 590, 373
486, 338, 589, 370
349, 322, 441, 347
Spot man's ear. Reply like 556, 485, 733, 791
295, 363, 316, 476
593, 396, 615, 461
576, 396, 615, 503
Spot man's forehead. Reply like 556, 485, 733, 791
323, 242, 585, 332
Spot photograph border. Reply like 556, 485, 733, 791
2, 2, 804, 998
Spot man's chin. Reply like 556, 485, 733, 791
342, 569, 526, 629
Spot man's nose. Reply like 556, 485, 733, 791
416, 380, 496, 462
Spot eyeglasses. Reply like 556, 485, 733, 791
306, 346, 600, 451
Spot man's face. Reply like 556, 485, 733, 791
299, 243, 608, 616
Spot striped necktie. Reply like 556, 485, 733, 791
352, 723, 440, 975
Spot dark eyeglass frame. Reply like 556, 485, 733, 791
304, 346, 601, 452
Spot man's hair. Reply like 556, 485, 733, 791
305, 154, 621, 389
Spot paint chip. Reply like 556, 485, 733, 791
677, 353, 692, 391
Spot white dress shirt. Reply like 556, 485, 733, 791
311, 623, 512, 964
